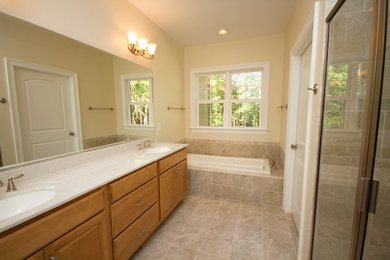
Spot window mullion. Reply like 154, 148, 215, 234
126, 82, 131, 126
196, 75, 200, 127
225, 72, 231, 127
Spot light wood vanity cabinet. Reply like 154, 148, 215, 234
0, 188, 110, 260
43, 212, 111, 260
159, 149, 188, 220
109, 162, 157, 203
26, 250, 44, 260
0, 148, 188, 260
109, 162, 159, 260
113, 203, 160, 260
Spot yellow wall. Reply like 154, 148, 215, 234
184, 34, 285, 142
0, 14, 118, 165
280, 0, 316, 151
0, 0, 185, 143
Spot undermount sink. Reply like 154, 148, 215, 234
145, 146, 172, 154
0, 190, 56, 221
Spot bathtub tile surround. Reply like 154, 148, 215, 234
131, 195, 298, 260
185, 138, 284, 206
185, 138, 285, 168
188, 169, 283, 206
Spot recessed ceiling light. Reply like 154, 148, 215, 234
218, 29, 229, 35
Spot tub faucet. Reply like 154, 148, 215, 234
269, 159, 276, 171
7, 174, 24, 192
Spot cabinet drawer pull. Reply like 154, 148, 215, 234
137, 226, 147, 236
136, 199, 145, 207
49, 257, 58, 260
175, 169, 180, 174
134, 177, 144, 183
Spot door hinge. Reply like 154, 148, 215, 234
369, 179, 380, 214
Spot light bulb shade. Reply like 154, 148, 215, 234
147, 43, 157, 55
127, 32, 138, 45
137, 38, 148, 50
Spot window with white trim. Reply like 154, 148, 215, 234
121, 73, 154, 129
190, 62, 269, 133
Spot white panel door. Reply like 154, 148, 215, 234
292, 43, 312, 234
14, 67, 76, 161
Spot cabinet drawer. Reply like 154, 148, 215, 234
26, 250, 44, 260
159, 148, 187, 174
109, 162, 157, 203
111, 178, 158, 237
0, 189, 104, 259
113, 203, 159, 260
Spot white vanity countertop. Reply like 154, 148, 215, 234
0, 142, 187, 233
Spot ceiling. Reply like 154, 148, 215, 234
128, 0, 295, 46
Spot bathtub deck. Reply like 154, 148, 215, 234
131, 195, 298, 259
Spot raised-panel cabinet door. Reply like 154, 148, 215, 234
174, 160, 188, 203
43, 212, 111, 260
159, 169, 175, 220
26, 250, 45, 260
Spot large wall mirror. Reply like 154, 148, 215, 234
0, 12, 155, 168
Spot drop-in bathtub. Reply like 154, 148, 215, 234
187, 153, 271, 175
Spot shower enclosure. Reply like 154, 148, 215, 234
312, 0, 389, 259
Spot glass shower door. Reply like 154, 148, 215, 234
312, 0, 373, 258
362, 2, 390, 258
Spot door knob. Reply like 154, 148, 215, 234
69, 132, 75, 136
0, 97, 6, 103
291, 144, 298, 150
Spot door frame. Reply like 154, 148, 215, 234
284, 3, 326, 258
283, 9, 314, 214
4, 58, 83, 163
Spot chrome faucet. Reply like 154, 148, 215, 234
6, 174, 24, 192
143, 139, 153, 149
137, 144, 143, 151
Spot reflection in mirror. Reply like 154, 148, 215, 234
0, 12, 154, 168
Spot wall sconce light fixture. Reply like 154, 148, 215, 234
127, 31, 157, 59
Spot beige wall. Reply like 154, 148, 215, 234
280, 0, 317, 151
0, 0, 185, 143
0, 14, 118, 165
184, 34, 285, 142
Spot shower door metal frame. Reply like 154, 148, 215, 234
310, 0, 388, 259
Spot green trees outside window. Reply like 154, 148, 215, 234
325, 64, 348, 128
129, 79, 151, 125
198, 71, 262, 128
325, 63, 367, 129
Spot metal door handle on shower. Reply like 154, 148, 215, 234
308, 84, 318, 95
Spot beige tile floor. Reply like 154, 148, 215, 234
132, 195, 298, 260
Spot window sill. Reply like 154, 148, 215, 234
123, 125, 155, 131
190, 127, 269, 134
